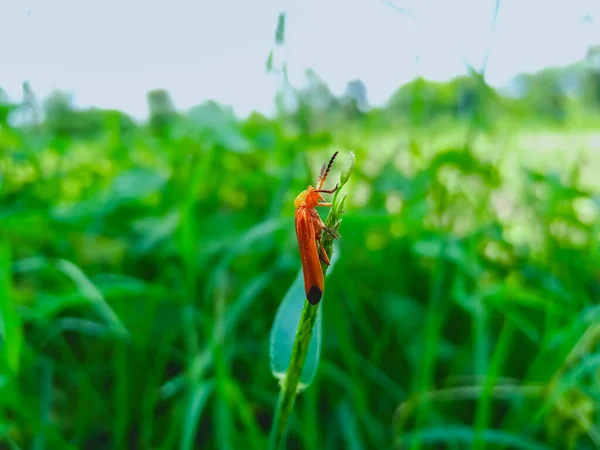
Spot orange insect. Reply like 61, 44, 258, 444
294, 152, 340, 305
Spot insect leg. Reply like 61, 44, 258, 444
318, 243, 331, 265
317, 215, 339, 239
323, 226, 339, 239
315, 183, 339, 195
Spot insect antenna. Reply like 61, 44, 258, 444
317, 151, 339, 189
317, 163, 327, 185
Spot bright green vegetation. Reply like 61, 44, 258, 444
1, 61, 600, 450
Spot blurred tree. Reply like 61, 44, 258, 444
387, 78, 458, 124
448, 75, 481, 118
22, 81, 42, 126
584, 45, 600, 110
43, 90, 73, 124
341, 79, 369, 121
278, 69, 342, 137
302, 69, 339, 112
147, 88, 178, 138
43, 90, 104, 138
514, 69, 567, 123
42, 90, 133, 139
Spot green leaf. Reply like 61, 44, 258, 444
269, 245, 340, 390
180, 381, 214, 450
275, 13, 286, 46
266, 50, 274, 72
0, 241, 22, 375
108, 168, 167, 203
396, 426, 552, 450
12, 257, 128, 338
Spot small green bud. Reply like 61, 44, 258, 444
340, 151, 356, 187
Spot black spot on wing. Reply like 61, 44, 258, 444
307, 286, 322, 305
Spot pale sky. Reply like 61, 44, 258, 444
1, 0, 600, 119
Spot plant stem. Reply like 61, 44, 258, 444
268, 152, 353, 448
268, 300, 320, 449
269, 206, 338, 449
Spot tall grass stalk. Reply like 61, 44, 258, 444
269, 300, 321, 449
268, 152, 355, 449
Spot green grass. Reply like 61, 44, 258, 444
1, 99, 600, 450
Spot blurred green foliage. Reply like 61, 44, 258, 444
1, 57, 600, 450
